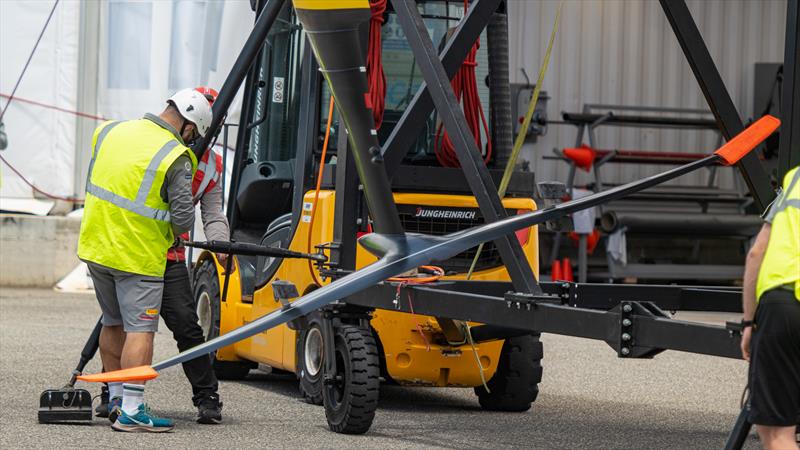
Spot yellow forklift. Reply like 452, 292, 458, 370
191, 0, 544, 421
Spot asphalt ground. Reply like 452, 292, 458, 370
0, 288, 760, 449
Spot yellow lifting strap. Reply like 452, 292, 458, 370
467, 3, 563, 279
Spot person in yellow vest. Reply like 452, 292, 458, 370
740, 165, 800, 450
77, 88, 211, 433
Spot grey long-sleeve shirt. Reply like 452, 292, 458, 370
162, 154, 195, 236
198, 180, 229, 241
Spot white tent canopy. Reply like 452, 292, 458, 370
0, 0, 253, 214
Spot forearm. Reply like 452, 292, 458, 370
742, 225, 771, 320
199, 183, 229, 241
742, 255, 760, 320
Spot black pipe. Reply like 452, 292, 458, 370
69, 318, 102, 386
469, 324, 530, 343
600, 211, 763, 236
295, 6, 404, 235
184, 240, 326, 261
487, 11, 513, 168
191, 0, 287, 159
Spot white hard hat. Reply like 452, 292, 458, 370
167, 88, 213, 136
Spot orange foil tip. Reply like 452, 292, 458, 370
714, 115, 780, 165
76, 365, 159, 383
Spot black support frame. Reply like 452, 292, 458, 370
778, 0, 800, 179
659, 0, 775, 211
343, 282, 743, 360
391, 0, 540, 294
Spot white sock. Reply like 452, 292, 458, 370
121, 383, 145, 415
108, 382, 123, 400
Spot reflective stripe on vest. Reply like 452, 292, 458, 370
193, 152, 219, 202
756, 167, 800, 301
85, 122, 178, 222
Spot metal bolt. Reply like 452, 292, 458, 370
622, 318, 632, 327
622, 304, 632, 313
620, 347, 630, 356
621, 333, 631, 341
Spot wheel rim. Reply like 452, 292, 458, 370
304, 327, 323, 377
197, 291, 212, 340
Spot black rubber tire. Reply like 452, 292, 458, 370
474, 334, 543, 412
296, 313, 324, 405
323, 326, 380, 434
193, 259, 253, 381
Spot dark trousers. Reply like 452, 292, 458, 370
161, 260, 218, 403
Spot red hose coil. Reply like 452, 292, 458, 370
367, 0, 387, 130
434, 1, 492, 168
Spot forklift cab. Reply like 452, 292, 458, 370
225, 2, 503, 288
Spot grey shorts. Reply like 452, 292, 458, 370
86, 262, 164, 333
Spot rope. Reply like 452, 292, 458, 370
388, 267, 444, 353
434, 0, 491, 168
0, 0, 60, 121
0, 153, 84, 203
466, 3, 562, 279
0, 93, 108, 122
306, 96, 336, 286
366, 0, 387, 129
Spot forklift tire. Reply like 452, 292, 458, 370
323, 326, 380, 434
296, 313, 324, 405
474, 335, 543, 412
193, 258, 253, 381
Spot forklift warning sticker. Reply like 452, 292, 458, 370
272, 77, 284, 103
303, 202, 313, 211
414, 207, 476, 220
301, 215, 312, 223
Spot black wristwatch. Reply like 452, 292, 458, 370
741, 319, 754, 328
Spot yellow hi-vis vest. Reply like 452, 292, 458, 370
77, 119, 197, 277
756, 166, 800, 302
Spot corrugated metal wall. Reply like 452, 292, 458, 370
506, 0, 787, 189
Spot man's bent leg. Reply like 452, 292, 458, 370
161, 261, 219, 397
161, 261, 221, 424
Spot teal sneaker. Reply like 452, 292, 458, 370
111, 404, 174, 433
108, 396, 122, 423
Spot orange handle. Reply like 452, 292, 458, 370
714, 115, 780, 165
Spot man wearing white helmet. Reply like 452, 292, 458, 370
77, 88, 212, 433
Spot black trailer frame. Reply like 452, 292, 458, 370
209, 0, 796, 445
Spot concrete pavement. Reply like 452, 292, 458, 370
0, 288, 759, 449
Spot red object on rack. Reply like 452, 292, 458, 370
366, 0, 387, 129
551, 259, 563, 281
562, 144, 596, 171
433, 1, 491, 168
561, 257, 574, 282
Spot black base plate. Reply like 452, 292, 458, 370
38, 388, 93, 423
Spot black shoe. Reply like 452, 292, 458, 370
196, 393, 222, 424
95, 384, 110, 418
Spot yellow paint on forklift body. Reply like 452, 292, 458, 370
208, 191, 539, 387
293, 0, 368, 10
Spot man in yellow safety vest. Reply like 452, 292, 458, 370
740, 165, 800, 450
77, 88, 212, 433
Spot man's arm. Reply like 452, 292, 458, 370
740, 223, 771, 361
199, 182, 229, 241
162, 154, 195, 236
743, 224, 771, 321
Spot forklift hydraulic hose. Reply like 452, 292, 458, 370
183, 240, 327, 262
76, 114, 779, 384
